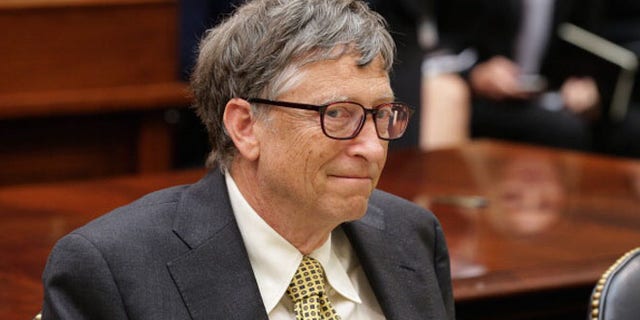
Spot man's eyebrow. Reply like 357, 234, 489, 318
315, 94, 347, 105
317, 93, 397, 105
378, 93, 397, 102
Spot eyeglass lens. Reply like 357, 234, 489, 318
322, 102, 410, 140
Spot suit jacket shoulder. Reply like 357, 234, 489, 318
344, 189, 455, 320
42, 171, 267, 320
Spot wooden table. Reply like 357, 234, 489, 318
2, 140, 640, 319
378, 140, 640, 319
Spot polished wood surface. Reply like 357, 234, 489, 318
379, 140, 640, 319
0, 169, 205, 319
1, 140, 639, 319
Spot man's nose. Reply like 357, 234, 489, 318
349, 117, 387, 160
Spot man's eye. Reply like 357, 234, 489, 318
375, 108, 391, 119
326, 106, 352, 118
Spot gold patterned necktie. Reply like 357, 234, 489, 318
286, 256, 341, 320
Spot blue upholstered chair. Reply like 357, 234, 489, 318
589, 247, 640, 320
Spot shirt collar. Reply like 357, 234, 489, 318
313, 237, 362, 305
224, 172, 361, 313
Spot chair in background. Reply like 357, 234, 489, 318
589, 247, 640, 320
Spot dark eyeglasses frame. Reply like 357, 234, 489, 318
246, 97, 414, 141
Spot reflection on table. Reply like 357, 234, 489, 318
379, 140, 640, 319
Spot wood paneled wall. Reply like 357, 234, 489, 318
0, 0, 192, 186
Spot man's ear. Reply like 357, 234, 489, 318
223, 98, 260, 161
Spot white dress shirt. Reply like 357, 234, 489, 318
225, 172, 385, 320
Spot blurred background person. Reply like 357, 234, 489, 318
427, 0, 606, 153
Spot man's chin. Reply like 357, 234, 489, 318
325, 195, 370, 221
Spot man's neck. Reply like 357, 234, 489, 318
228, 160, 337, 254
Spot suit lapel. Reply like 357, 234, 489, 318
167, 171, 268, 320
343, 203, 436, 320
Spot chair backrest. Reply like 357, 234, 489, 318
589, 247, 640, 320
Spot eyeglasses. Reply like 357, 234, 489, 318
247, 98, 414, 140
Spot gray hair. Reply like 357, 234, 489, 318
191, 0, 396, 170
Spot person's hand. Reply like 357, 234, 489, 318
561, 76, 600, 116
469, 56, 533, 101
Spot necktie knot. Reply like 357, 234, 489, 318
288, 256, 327, 302
287, 256, 340, 320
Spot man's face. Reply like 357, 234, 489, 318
253, 54, 392, 226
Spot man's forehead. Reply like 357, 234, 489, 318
291, 56, 392, 97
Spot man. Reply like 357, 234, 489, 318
41, 1, 454, 319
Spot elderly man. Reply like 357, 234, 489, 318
41, 0, 454, 319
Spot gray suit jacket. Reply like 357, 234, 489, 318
42, 170, 455, 319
